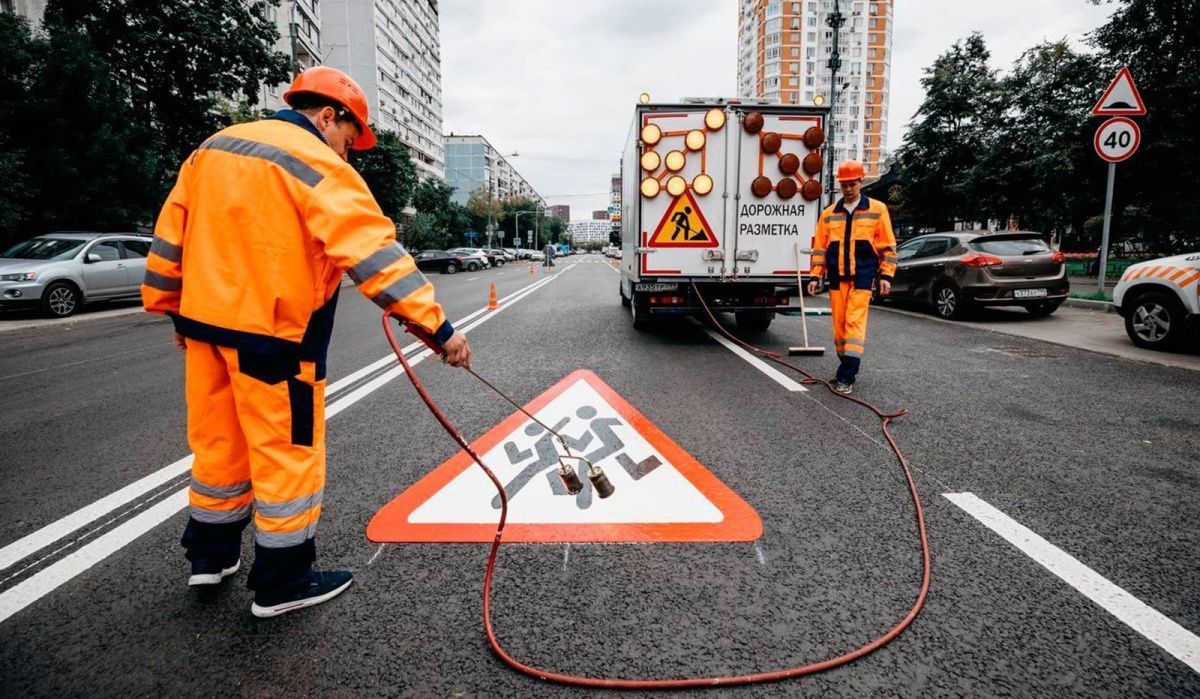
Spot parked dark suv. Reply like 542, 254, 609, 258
883, 231, 1069, 319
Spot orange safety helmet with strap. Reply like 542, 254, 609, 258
284, 66, 377, 151
836, 159, 866, 182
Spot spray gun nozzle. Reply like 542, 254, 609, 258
588, 466, 615, 499
558, 463, 584, 494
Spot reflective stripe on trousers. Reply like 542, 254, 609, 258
185, 340, 326, 549
828, 281, 872, 361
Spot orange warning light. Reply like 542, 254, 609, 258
801, 180, 823, 201
761, 132, 782, 154
750, 176, 773, 198
640, 177, 661, 198
743, 111, 764, 134
803, 152, 823, 175
665, 150, 685, 172
776, 178, 798, 199
666, 175, 687, 197
692, 173, 713, 195
704, 109, 726, 131
778, 153, 800, 176
640, 150, 661, 171
641, 123, 662, 146
685, 130, 706, 151
803, 126, 825, 149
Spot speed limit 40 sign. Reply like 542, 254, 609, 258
1094, 116, 1141, 162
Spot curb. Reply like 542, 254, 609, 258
1063, 298, 1116, 313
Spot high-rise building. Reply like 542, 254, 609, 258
1, 0, 46, 23
592, 210, 608, 220
259, 1, 324, 112
609, 173, 622, 230
568, 220, 613, 246
737, 0, 893, 180
548, 205, 570, 221
443, 135, 545, 206
322, 0, 445, 180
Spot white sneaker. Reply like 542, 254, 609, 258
188, 558, 241, 586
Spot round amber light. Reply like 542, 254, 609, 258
640, 123, 662, 146
705, 108, 726, 130
665, 150, 686, 172
640, 177, 661, 198
685, 130, 706, 151
666, 176, 687, 197
692, 174, 714, 195
640, 150, 661, 171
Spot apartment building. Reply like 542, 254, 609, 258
443, 134, 544, 206
1, 0, 45, 23
548, 205, 570, 222
737, 0, 893, 180
260, 0, 324, 112
322, 0, 445, 179
568, 220, 613, 246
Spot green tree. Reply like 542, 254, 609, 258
0, 13, 37, 244
1088, 0, 1200, 252
895, 33, 1003, 231
44, 0, 291, 185
405, 212, 451, 252
410, 177, 470, 248
351, 130, 418, 224
466, 185, 503, 243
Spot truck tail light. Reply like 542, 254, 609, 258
961, 252, 1003, 268
1051, 250, 1065, 264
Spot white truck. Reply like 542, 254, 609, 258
1113, 252, 1200, 350
618, 98, 829, 332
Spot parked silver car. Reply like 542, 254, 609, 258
0, 232, 152, 317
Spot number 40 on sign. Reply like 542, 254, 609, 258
1094, 116, 1141, 163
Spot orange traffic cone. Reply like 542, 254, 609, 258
528, 261, 535, 275
487, 283, 499, 311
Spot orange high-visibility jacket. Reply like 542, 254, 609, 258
810, 196, 898, 290
141, 113, 452, 372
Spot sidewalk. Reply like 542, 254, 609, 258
874, 302, 1200, 372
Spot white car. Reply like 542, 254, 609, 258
1113, 251, 1200, 351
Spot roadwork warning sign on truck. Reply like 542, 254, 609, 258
618, 99, 829, 333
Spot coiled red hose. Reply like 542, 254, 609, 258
382, 302, 930, 689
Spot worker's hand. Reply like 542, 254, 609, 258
174, 333, 187, 352
806, 280, 821, 296
878, 280, 892, 297
441, 331, 472, 369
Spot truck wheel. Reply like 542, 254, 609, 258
620, 284, 631, 308
1124, 291, 1183, 351
41, 281, 81, 318
735, 310, 774, 333
631, 293, 650, 331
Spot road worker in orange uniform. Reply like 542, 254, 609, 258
141, 67, 471, 618
807, 160, 897, 395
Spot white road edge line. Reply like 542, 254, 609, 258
0, 273, 558, 574
944, 492, 1200, 674
698, 324, 807, 392
0, 269, 567, 624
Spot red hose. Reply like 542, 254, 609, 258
382, 306, 931, 689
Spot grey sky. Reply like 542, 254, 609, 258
440, 1, 1116, 217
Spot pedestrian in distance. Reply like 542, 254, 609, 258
806, 160, 897, 395
141, 66, 471, 618
543, 242, 556, 268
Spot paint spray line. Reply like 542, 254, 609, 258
945, 492, 1200, 674
0, 272, 562, 574
696, 323, 807, 392
0, 269, 570, 624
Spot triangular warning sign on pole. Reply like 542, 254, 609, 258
368, 370, 761, 543
647, 190, 718, 248
1092, 66, 1147, 116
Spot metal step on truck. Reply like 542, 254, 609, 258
618, 98, 830, 332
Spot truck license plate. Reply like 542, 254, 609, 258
635, 283, 679, 293
1014, 288, 1047, 299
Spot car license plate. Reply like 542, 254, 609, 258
1014, 288, 1047, 299
635, 283, 679, 293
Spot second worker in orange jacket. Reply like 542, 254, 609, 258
142, 67, 470, 618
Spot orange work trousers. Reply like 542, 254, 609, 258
828, 281, 873, 384
182, 340, 326, 589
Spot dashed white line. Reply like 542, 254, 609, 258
945, 492, 1200, 674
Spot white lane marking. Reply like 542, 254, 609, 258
0, 489, 188, 625
699, 325, 807, 392
754, 541, 768, 566
0, 270, 568, 622
466, 276, 479, 281
562, 544, 571, 571
0, 274, 557, 574
945, 492, 1200, 674
0, 343, 166, 383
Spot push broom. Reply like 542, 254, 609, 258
788, 241, 826, 356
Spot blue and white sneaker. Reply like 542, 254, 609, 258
251, 570, 353, 618
188, 558, 241, 586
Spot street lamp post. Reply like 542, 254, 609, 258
825, 1, 846, 206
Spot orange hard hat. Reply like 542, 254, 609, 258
836, 159, 865, 182
284, 66, 377, 150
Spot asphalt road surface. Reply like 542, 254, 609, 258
1, 256, 1197, 696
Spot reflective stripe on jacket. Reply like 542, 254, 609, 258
141, 113, 452, 371
810, 196, 897, 290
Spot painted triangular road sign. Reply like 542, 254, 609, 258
368, 370, 761, 543
1092, 66, 1147, 116
648, 190, 718, 248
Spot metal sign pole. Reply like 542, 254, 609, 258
1097, 161, 1116, 295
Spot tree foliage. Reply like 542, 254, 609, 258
351, 130, 418, 224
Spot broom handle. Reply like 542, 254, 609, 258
795, 242, 811, 347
